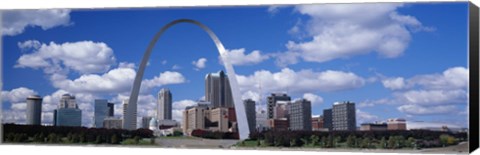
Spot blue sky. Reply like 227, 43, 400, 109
1, 2, 470, 129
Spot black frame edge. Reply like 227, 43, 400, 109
469, 1, 480, 153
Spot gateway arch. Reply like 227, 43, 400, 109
123, 19, 250, 140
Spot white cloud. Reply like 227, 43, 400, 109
382, 77, 406, 90
356, 109, 380, 124
397, 104, 457, 115
221, 48, 269, 66
51, 67, 136, 95
241, 90, 261, 103
2, 9, 71, 36
50, 64, 186, 95
1, 87, 37, 103
394, 89, 467, 106
236, 68, 365, 94
172, 65, 181, 70
192, 58, 207, 70
275, 4, 431, 66
303, 93, 324, 106
15, 40, 116, 74
142, 71, 186, 90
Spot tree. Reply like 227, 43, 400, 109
439, 134, 449, 147
320, 136, 326, 148
111, 134, 119, 144
134, 136, 141, 144
379, 137, 387, 149
310, 135, 319, 147
346, 135, 355, 148
361, 137, 370, 148
388, 136, 396, 149
406, 137, 415, 148
95, 135, 102, 144
301, 137, 309, 147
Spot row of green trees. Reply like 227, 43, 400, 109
3, 123, 153, 145
246, 130, 466, 149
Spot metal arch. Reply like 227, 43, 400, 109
124, 19, 250, 140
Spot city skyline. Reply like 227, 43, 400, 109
1, 3, 469, 129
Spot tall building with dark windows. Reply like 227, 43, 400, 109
332, 101, 356, 131
288, 99, 312, 131
267, 93, 291, 119
158, 88, 172, 120
243, 99, 256, 133
94, 99, 113, 128
107, 102, 114, 117
205, 71, 233, 108
26, 95, 42, 125
55, 94, 82, 127
323, 109, 332, 131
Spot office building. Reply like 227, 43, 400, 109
288, 99, 312, 131
122, 99, 137, 129
323, 109, 332, 131
26, 95, 42, 125
273, 101, 289, 119
103, 117, 123, 129
142, 116, 153, 129
360, 123, 388, 131
267, 93, 291, 119
158, 88, 172, 120
332, 101, 356, 131
312, 116, 325, 131
107, 102, 114, 116
255, 110, 268, 131
243, 99, 256, 133
205, 71, 234, 108
267, 118, 289, 131
55, 94, 82, 127
206, 107, 229, 132
387, 118, 407, 130
94, 99, 112, 128
182, 103, 210, 135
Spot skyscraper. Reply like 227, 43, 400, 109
26, 95, 42, 125
267, 93, 291, 119
323, 109, 332, 131
158, 88, 172, 120
122, 99, 137, 129
107, 102, 114, 117
205, 70, 233, 108
243, 99, 256, 133
94, 99, 111, 128
332, 101, 356, 131
55, 94, 82, 127
288, 99, 312, 131
142, 116, 153, 129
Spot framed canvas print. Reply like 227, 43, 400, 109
1, 0, 479, 154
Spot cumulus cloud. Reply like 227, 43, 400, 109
221, 48, 269, 66
142, 71, 186, 90
51, 65, 186, 95
192, 58, 207, 70
382, 77, 406, 90
236, 68, 365, 94
2, 9, 71, 36
303, 93, 324, 106
274, 4, 432, 66
15, 40, 116, 74
397, 104, 457, 115
1, 87, 37, 103
368, 67, 468, 116
356, 109, 380, 124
